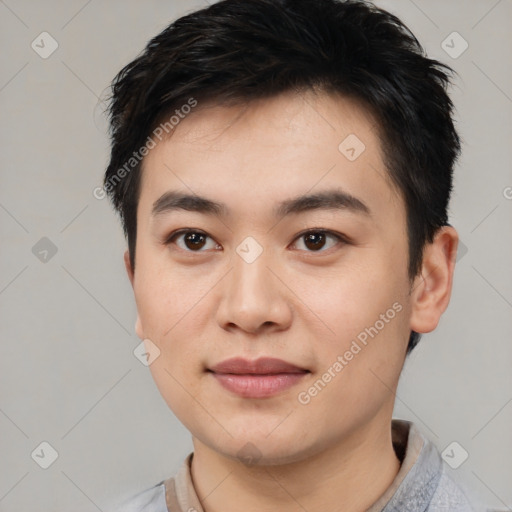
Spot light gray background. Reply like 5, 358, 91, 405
1, 1, 511, 511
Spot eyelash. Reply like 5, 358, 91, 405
164, 228, 350, 254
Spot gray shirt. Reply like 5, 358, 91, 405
112, 419, 488, 511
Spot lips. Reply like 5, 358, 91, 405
208, 357, 309, 398
209, 357, 308, 375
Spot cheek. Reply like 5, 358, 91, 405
146, 356, 206, 437
306, 261, 409, 383
300, 306, 407, 431
134, 258, 214, 338
301, 262, 399, 335
138, 289, 209, 424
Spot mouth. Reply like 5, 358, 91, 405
207, 357, 310, 398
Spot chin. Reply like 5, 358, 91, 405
206, 430, 316, 467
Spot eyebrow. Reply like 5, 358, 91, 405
151, 189, 371, 219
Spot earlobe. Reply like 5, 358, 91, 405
409, 226, 459, 334
124, 249, 134, 287
123, 249, 145, 339
135, 315, 144, 340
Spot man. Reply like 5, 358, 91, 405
103, 0, 486, 510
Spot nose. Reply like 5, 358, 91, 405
215, 243, 293, 335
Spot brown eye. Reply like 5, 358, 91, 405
292, 230, 345, 252
166, 230, 219, 252
183, 232, 207, 250
304, 232, 327, 251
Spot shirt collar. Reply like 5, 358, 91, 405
368, 419, 443, 511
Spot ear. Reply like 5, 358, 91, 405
124, 249, 144, 339
124, 249, 134, 287
409, 226, 459, 334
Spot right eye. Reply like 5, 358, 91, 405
165, 229, 222, 252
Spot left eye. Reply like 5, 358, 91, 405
291, 230, 344, 252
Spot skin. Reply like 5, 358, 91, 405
124, 90, 459, 512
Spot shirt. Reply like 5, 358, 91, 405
111, 419, 489, 511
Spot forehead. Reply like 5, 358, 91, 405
138, 90, 403, 226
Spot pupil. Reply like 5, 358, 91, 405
305, 233, 325, 250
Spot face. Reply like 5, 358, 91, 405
125, 91, 421, 465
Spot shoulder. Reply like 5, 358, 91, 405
110, 481, 168, 512
428, 467, 488, 512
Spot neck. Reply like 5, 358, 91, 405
190, 413, 401, 512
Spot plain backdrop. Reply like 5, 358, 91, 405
1, 1, 511, 511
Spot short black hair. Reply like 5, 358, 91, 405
103, 0, 461, 355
